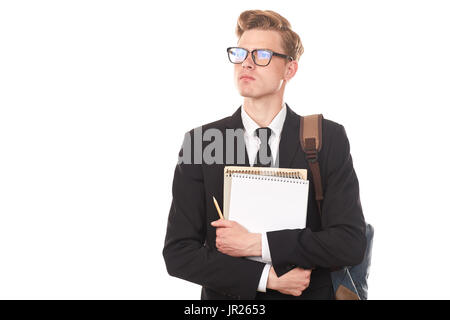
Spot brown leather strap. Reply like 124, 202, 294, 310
300, 114, 348, 295
300, 114, 323, 152
309, 160, 323, 215
299, 114, 324, 216
335, 285, 360, 300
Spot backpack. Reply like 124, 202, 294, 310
299, 114, 374, 300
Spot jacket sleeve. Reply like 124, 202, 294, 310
162, 131, 265, 299
267, 123, 366, 275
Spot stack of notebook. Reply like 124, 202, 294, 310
223, 166, 309, 235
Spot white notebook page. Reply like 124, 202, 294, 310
228, 173, 309, 234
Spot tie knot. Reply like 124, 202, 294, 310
255, 127, 272, 141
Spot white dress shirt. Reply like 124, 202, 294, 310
240, 102, 287, 292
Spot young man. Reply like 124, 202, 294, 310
163, 10, 366, 300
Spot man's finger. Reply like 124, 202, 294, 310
211, 219, 233, 228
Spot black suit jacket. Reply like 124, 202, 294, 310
163, 104, 366, 300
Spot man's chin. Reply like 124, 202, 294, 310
238, 89, 259, 98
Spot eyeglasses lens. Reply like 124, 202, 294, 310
253, 50, 272, 66
228, 48, 247, 63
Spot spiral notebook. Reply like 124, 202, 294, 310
223, 166, 309, 235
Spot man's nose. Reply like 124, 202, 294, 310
241, 53, 255, 69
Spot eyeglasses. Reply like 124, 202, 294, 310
227, 47, 294, 66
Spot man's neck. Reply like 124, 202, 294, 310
243, 96, 284, 127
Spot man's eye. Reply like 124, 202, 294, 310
258, 51, 271, 59
237, 51, 246, 58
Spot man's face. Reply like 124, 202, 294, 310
234, 29, 296, 99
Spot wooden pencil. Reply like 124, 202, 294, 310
212, 196, 224, 219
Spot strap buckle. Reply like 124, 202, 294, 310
305, 150, 318, 163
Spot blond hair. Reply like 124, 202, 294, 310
235, 10, 304, 62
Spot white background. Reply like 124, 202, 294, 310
1, 0, 449, 299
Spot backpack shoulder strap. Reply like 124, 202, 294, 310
300, 114, 370, 299
299, 114, 324, 215
299, 114, 323, 152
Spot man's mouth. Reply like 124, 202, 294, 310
240, 75, 255, 80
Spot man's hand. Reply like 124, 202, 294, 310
267, 266, 311, 296
211, 219, 261, 257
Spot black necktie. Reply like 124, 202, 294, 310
254, 127, 273, 167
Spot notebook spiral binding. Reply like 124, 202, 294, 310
231, 173, 308, 184
224, 167, 305, 179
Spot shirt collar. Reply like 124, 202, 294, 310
241, 102, 287, 138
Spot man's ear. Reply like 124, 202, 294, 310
285, 60, 298, 81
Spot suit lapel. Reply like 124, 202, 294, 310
225, 106, 250, 166
278, 103, 301, 168
226, 106, 244, 130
